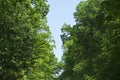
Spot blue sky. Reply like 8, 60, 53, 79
47, 0, 81, 61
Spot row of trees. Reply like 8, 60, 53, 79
0, 0, 57, 80
0, 0, 120, 80
60, 0, 120, 80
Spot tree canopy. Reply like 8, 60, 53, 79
0, 0, 120, 80
60, 0, 120, 80
0, 0, 57, 80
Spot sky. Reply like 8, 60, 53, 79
47, 0, 81, 61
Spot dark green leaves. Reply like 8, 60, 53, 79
60, 0, 120, 80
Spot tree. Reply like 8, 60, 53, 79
0, 0, 57, 80
60, 0, 120, 80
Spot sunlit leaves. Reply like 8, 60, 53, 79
0, 0, 57, 80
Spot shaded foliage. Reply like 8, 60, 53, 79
60, 0, 120, 80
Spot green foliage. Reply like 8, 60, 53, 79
0, 0, 57, 80
60, 0, 120, 80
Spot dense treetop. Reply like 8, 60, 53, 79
0, 0, 57, 80
60, 0, 120, 80
0, 0, 120, 80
